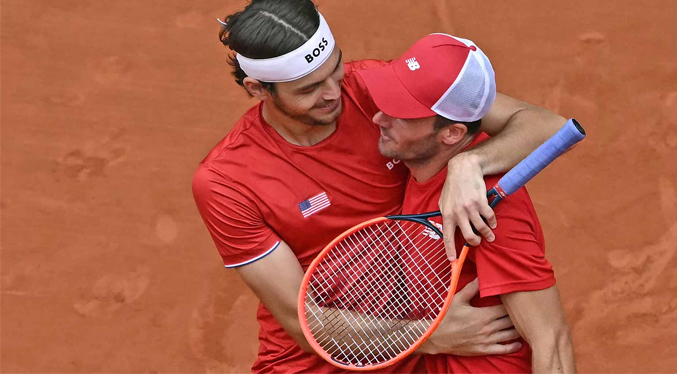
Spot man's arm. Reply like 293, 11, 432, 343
417, 278, 522, 356
439, 93, 568, 259
235, 241, 312, 351
501, 285, 577, 374
236, 240, 522, 356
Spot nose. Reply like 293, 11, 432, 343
321, 77, 341, 101
373, 111, 391, 128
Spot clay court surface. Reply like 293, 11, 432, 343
2, 0, 677, 372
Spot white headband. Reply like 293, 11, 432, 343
236, 12, 336, 83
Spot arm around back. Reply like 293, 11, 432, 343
439, 93, 569, 256
474, 92, 568, 175
237, 241, 525, 358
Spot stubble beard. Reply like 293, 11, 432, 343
378, 133, 440, 166
273, 96, 342, 127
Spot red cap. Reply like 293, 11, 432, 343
357, 33, 496, 122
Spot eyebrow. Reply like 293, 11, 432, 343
295, 50, 343, 92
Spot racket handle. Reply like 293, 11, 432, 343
496, 119, 586, 196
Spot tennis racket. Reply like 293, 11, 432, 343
298, 119, 586, 370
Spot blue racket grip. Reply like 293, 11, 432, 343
496, 119, 586, 196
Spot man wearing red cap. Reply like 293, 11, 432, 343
193, 0, 574, 372
358, 33, 577, 373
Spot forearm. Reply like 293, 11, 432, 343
236, 242, 316, 352
248, 282, 314, 352
463, 100, 567, 175
531, 329, 576, 374
274, 304, 315, 352
501, 287, 576, 373
304, 301, 430, 357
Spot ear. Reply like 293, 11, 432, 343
439, 123, 468, 146
243, 77, 273, 101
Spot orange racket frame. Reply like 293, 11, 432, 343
297, 216, 470, 371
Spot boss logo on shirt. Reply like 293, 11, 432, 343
386, 159, 401, 170
305, 37, 330, 63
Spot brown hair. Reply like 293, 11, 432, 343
218, 0, 320, 95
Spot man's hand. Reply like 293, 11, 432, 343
439, 153, 497, 260
418, 278, 522, 356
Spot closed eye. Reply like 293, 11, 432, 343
299, 84, 321, 94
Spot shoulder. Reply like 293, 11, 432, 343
342, 59, 389, 90
193, 104, 270, 200
197, 103, 272, 176
344, 59, 390, 75
192, 163, 252, 210
341, 60, 389, 119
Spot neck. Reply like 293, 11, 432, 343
262, 100, 337, 147
405, 135, 476, 183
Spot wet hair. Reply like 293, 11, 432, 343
433, 115, 482, 135
219, 0, 320, 96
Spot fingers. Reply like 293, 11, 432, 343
458, 219, 481, 247
469, 211, 495, 243
479, 342, 523, 356
479, 303, 510, 320
442, 218, 458, 261
487, 328, 522, 344
453, 278, 479, 303
479, 202, 497, 230
486, 315, 514, 332
480, 202, 498, 229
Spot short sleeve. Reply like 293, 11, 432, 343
192, 164, 281, 268
469, 187, 556, 297
342, 59, 390, 118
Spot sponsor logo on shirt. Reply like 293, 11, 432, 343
298, 192, 331, 218
386, 159, 401, 170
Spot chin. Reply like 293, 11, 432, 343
316, 100, 342, 120
378, 140, 398, 159
312, 109, 342, 126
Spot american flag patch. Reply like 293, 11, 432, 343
299, 192, 331, 218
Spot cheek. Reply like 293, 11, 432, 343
297, 93, 324, 111
277, 92, 318, 113
390, 124, 415, 142
398, 129, 430, 148
308, 94, 326, 110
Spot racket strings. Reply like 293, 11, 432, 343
312, 233, 407, 316
383, 222, 450, 298
313, 220, 446, 317
306, 243, 438, 360
309, 232, 413, 346
311, 222, 443, 321
304, 219, 450, 365
307, 261, 413, 360
362, 223, 448, 314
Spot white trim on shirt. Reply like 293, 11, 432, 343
224, 241, 281, 268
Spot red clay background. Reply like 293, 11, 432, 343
2, 0, 677, 372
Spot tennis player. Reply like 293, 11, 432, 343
358, 33, 576, 373
193, 0, 572, 372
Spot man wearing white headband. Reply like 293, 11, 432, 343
193, 0, 571, 372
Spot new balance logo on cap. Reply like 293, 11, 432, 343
356, 33, 497, 123
406, 57, 420, 71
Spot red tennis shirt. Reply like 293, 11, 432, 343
193, 61, 429, 373
399, 138, 556, 374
